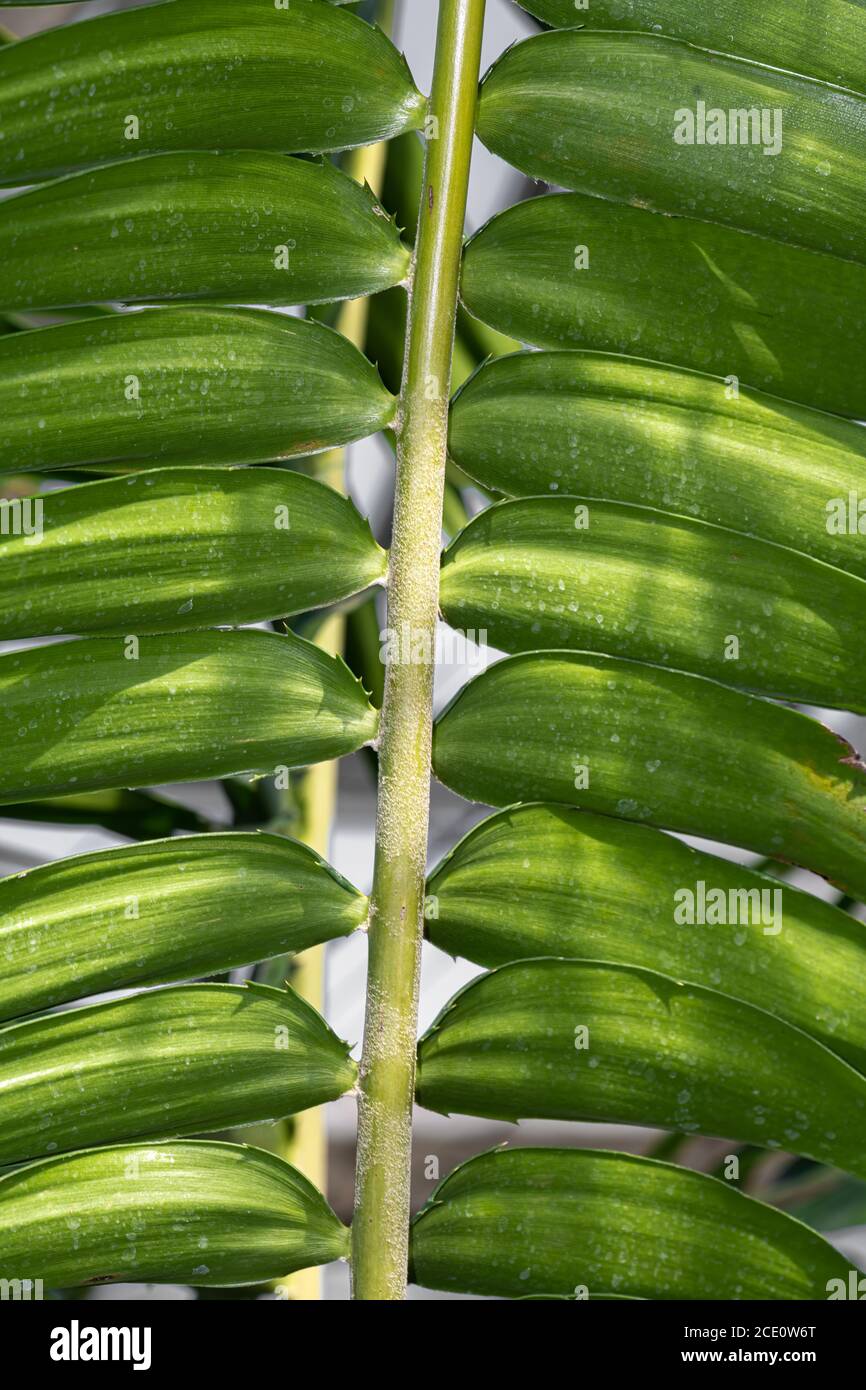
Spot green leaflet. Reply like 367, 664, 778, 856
0, 628, 378, 804
447, 351, 866, 581
439, 497, 866, 712
432, 651, 866, 902
460, 193, 866, 419
479, 32, 866, 265
427, 805, 866, 1075
0, 831, 365, 1024
0, 308, 396, 473
0, 1141, 348, 1288
416, 960, 866, 1177
515, 1, 866, 94
409, 1148, 853, 1300
0, 468, 386, 640
0, 0, 426, 186
0, 982, 356, 1166
0, 152, 410, 314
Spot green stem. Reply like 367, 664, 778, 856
351, 0, 486, 1301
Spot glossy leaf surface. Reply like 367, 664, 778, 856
479, 32, 866, 264
433, 652, 866, 902
515, 1, 866, 93
410, 1148, 852, 1300
0, 0, 425, 185
439, 496, 866, 711
0, 629, 378, 804
0, 468, 386, 639
447, 351, 866, 580
0, 153, 410, 313
427, 804, 866, 1074
461, 194, 866, 419
0, 1141, 348, 1288
0, 308, 395, 474
0, 982, 356, 1165
416, 959, 866, 1176
0, 831, 365, 1024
